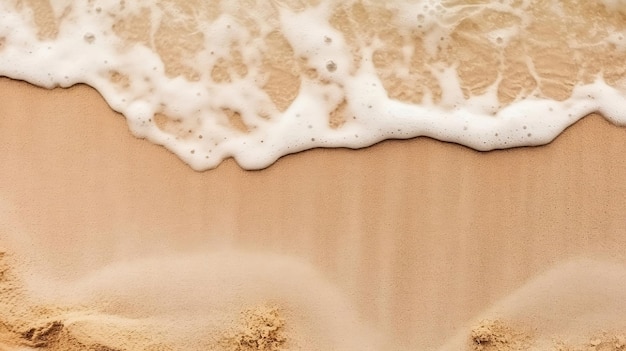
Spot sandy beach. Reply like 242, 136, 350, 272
1, 1, 626, 350
1, 76, 626, 350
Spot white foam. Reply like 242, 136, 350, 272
0, 0, 625, 170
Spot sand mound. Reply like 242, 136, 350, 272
554, 333, 626, 351
220, 305, 287, 351
0, 247, 380, 351
470, 320, 531, 351
0, 251, 131, 351
467, 323, 626, 351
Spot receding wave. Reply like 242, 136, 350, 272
1, 0, 626, 169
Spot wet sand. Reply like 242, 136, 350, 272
1, 76, 626, 350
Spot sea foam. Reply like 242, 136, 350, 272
1, 0, 625, 170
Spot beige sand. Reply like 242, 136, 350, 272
1, 76, 626, 350
2, 1, 626, 350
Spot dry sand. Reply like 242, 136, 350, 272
1, 75, 626, 350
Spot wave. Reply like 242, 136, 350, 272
1, 0, 625, 170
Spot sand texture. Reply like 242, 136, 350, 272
1, 77, 626, 350
2, 0, 626, 350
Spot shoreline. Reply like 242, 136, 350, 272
1, 77, 626, 350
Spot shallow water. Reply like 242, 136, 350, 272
1, 0, 626, 169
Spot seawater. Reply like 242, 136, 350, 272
1, 0, 626, 170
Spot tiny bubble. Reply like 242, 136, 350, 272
527, 133, 532, 137
311, 138, 316, 141
308, 125, 313, 129
326, 60, 337, 72
84, 33, 95, 43
523, 125, 527, 129
324, 36, 332, 43
190, 149, 195, 154
198, 135, 203, 139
